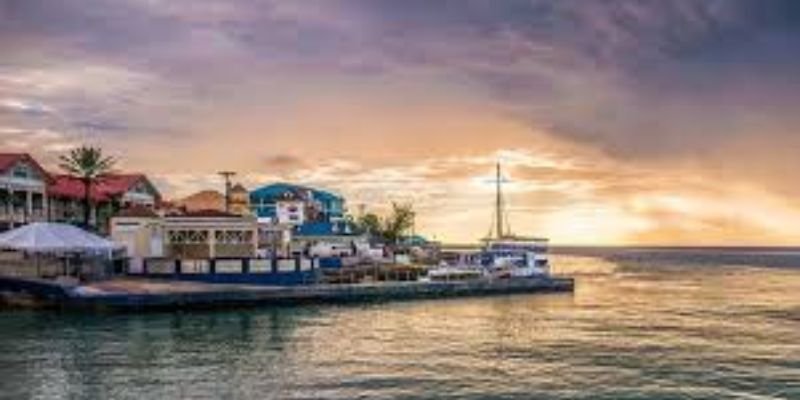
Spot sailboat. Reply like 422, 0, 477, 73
480, 162, 550, 277
427, 162, 550, 281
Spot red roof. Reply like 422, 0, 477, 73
48, 173, 159, 202
0, 153, 52, 182
180, 209, 240, 218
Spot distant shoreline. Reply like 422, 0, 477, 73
441, 244, 800, 253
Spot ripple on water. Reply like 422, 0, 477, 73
1, 253, 799, 399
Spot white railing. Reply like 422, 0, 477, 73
0, 209, 48, 223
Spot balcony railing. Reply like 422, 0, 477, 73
0, 209, 48, 223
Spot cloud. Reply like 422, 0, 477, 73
3, 0, 800, 244
0, 127, 76, 154
0, 98, 53, 115
262, 154, 307, 172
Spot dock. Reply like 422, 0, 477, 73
0, 275, 574, 311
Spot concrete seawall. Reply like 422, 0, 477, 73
1, 275, 574, 311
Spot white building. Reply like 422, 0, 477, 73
275, 199, 306, 225
0, 153, 50, 230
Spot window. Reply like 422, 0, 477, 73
12, 164, 30, 179
132, 182, 150, 194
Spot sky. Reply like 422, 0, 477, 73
2, 0, 800, 245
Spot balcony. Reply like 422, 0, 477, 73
0, 208, 48, 224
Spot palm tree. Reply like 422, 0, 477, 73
59, 146, 116, 228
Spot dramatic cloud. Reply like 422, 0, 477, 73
2, 0, 800, 244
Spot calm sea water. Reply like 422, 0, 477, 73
1, 250, 799, 400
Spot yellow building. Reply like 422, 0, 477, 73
230, 183, 250, 216
111, 209, 258, 272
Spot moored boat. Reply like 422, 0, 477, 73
427, 162, 551, 280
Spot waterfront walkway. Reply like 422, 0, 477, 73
0, 275, 574, 311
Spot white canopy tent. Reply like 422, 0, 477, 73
0, 223, 123, 279
0, 222, 121, 254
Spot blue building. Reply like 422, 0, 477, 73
249, 183, 345, 225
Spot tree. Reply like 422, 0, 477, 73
352, 203, 416, 247
355, 212, 382, 236
59, 146, 116, 228
381, 202, 415, 246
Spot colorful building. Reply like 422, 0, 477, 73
0, 152, 161, 232
250, 183, 345, 225
250, 183, 364, 255
0, 153, 51, 230
48, 173, 161, 232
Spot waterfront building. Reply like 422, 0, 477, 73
174, 190, 225, 213
0, 152, 162, 233
109, 206, 164, 272
163, 210, 258, 259
229, 183, 251, 216
249, 183, 351, 256
48, 173, 161, 232
173, 184, 250, 216
0, 153, 51, 230
110, 209, 317, 285
111, 209, 258, 262
250, 183, 345, 224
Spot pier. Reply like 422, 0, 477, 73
0, 275, 574, 311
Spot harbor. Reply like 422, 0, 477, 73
0, 274, 574, 311
0, 150, 575, 311
3, 3, 799, 399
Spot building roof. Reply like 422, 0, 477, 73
295, 221, 356, 237
231, 183, 247, 193
48, 173, 160, 202
115, 205, 159, 218
250, 182, 343, 203
177, 209, 242, 218
0, 153, 52, 182
174, 190, 225, 212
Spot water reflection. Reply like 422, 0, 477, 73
1, 253, 799, 399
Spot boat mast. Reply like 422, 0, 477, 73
495, 162, 503, 239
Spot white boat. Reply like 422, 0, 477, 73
481, 236, 550, 277
427, 162, 550, 280
424, 264, 484, 282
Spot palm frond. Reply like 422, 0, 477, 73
58, 145, 117, 178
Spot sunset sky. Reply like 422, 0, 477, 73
2, 1, 800, 245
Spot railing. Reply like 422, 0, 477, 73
133, 257, 320, 285
0, 209, 48, 223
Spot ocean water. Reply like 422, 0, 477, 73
1, 250, 799, 400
